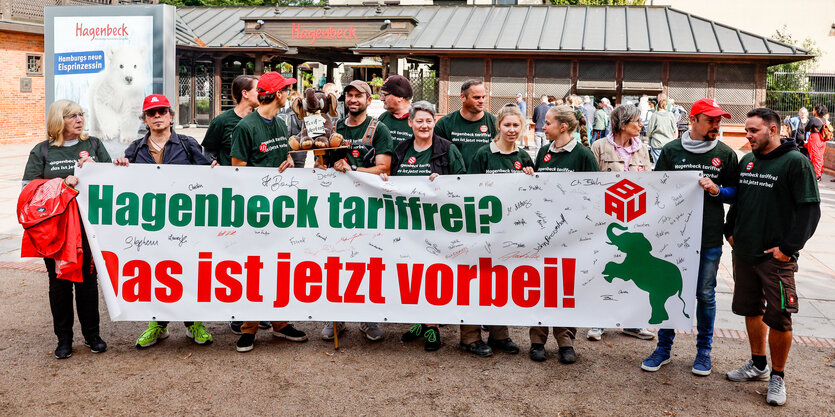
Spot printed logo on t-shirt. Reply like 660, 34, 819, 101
746, 162, 754, 171
543, 154, 552, 162
711, 158, 721, 167
636, 166, 645, 172
514, 161, 522, 170
78, 150, 89, 158
407, 156, 417, 165
788, 295, 796, 304
259, 143, 268, 153
352, 149, 360, 158
479, 125, 488, 133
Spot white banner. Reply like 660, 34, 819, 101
75, 164, 703, 329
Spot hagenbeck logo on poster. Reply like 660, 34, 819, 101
604, 179, 646, 223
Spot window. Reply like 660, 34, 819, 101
26, 54, 42, 76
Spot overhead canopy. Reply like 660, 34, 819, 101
174, 5, 812, 64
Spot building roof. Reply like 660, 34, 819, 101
175, 5, 811, 62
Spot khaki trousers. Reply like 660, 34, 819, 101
529, 327, 576, 347
241, 321, 288, 335
460, 325, 509, 344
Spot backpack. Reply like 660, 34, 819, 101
40, 137, 99, 176
819, 118, 834, 142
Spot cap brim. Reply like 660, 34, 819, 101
701, 109, 732, 118
143, 104, 169, 111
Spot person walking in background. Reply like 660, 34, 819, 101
787, 107, 809, 153
592, 102, 607, 145
804, 104, 829, 181
581, 96, 595, 130
642, 98, 738, 376
532, 95, 550, 149
647, 94, 678, 163
515, 93, 531, 149
724, 108, 820, 406
588, 103, 655, 342
22, 99, 111, 359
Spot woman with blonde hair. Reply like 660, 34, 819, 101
22, 99, 111, 359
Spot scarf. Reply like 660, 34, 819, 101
606, 132, 642, 166
680, 131, 718, 154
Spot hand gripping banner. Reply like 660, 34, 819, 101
75, 164, 703, 329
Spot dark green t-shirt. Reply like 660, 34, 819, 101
230, 111, 290, 168
23, 137, 111, 180
202, 108, 242, 166
467, 143, 534, 174
733, 149, 819, 263
333, 117, 393, 169
655, 139, 740, 248
377, 111, 412, 149
394, 143, 467, 176
534, 142, 600, 173
434, 111, 497, 169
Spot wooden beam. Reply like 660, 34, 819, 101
439, 56, 450, 115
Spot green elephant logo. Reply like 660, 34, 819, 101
603, 223, 689, 325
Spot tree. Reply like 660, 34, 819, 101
160, 0, 324, 7
766, 26, 826, 115
549, 0, 647, 5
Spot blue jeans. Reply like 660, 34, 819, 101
656, 246, 721, 353
650, 147, 662, 164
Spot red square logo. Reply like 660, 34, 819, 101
604, 179, 646, 223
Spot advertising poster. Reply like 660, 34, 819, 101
74, 165, 704, 330
46, 5, 176, 159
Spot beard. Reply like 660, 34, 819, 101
348, 107, 366, 116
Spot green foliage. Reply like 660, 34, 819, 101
549, 0, 646, 5
160, 0, 324, 6
768, 25, 822, 86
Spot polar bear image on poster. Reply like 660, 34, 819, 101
87, 45, 147, 144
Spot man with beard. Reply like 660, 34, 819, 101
321, 80, 393, 342
377, 75, 413, 148
433, 79, 497, 169
724, 108, 820, 406
641, 98, 738, 377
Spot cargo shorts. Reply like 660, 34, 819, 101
732, 255, 799, 332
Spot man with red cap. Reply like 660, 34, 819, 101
229, 71, 309, 352
641, 98, 739, 378
115, 94, 215, 349
377, 75, 413, 148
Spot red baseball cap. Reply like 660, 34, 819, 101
258, 71, 296, 95
690, 98, 731, 118
142, 94, 170, 112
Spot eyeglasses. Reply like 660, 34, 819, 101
144, 108, 169, 117
63, 112, 84, 120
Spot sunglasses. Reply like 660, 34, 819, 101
144, 108, 169, 117
63, 112, 84, 120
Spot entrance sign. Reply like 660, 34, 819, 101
75, 165, 703, 329
45, 5, 177, 159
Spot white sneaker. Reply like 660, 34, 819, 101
725, 360, 770, 382
766, 375, 786, 406
622, 328, 655, 340
321, 322, 345, 341
587, 328, 604, 341
359, 322, 384, 341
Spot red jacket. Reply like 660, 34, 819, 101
18, 178, 83, 282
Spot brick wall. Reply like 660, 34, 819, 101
0, 30, 45, 146
824, 142, 835, 176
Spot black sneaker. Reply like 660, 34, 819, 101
236, 333, 255, 352
258, 321, 272, 329
54, 340, 72, 359
273, 324, 308, 342
558, 346, 576, 364
460, 340, 493, 358
229, 321, 243, 335
423, 327, 441, 352
401, 323, 425, 342
84, 336, 107, 354
488, 337, 520, 354
529, 343, 546, 362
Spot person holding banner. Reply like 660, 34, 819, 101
114, 94, 217, 349
385, 100, 466, 351
227, 72, 309, 352
529, 105, 600, 364
723, 108, 820, 406
460, 104, 532, 357
202, 74, 259, 166
641, 98, 738, 376
320, 80, 393, 342
22, 99, 111, 359
588, 103, 655, 342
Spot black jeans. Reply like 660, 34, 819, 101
45, 230, 99, 343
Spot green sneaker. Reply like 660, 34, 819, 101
136, 321, 169, 348
186, 322, 213, 345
